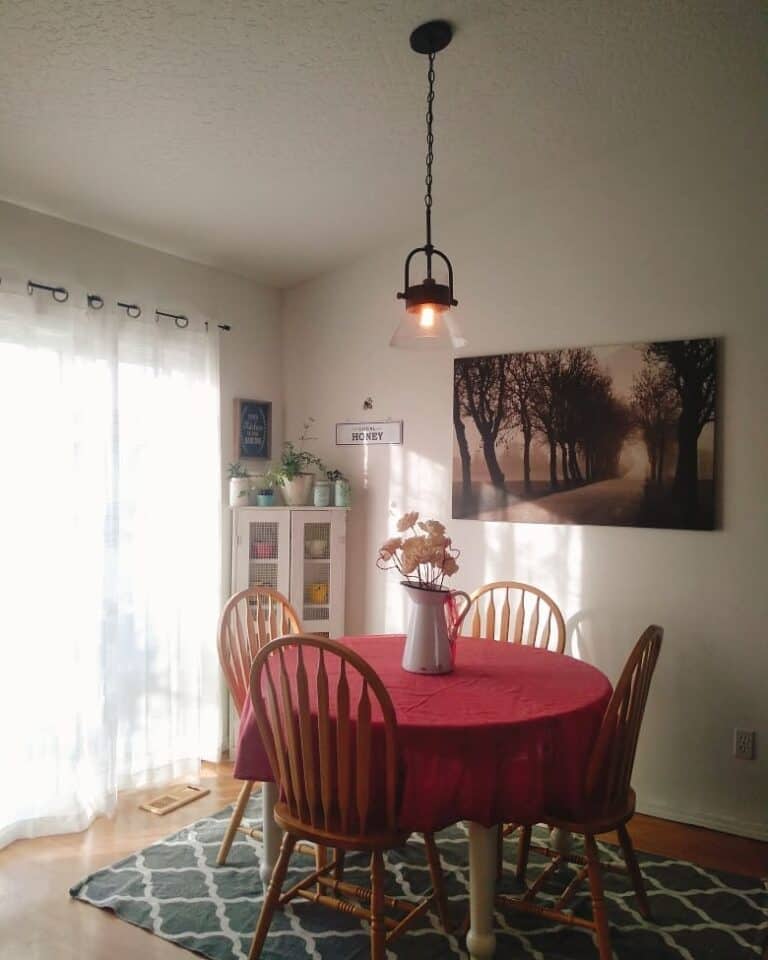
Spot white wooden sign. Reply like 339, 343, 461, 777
335, 421, 403, 445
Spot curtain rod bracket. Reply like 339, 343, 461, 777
118, 301, 142, 318
28, 280, 69, 303
156, 309, 189, 328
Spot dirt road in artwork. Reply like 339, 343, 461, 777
475, 474, 648, 525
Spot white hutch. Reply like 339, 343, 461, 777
230, 506, 348, 638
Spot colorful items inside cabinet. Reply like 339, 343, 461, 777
231, 506, 347, 636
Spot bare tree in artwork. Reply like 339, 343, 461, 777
557, 348, 603, 485
456, 355, 511, 488
647, 340, 716, 519
631, 358, 679, 485
530, 350, 564, 490
505, 353, 538, 493
453, 362, 472, 496
528, 348, 631, 491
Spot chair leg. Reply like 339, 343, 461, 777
370, 850, 386, 960
617, 824, 651, 920
516, 825, 532, 882
248, 832, 296, 960
584, 833, 613, 960
217, 780, 254, 866
424, 833, 452, 932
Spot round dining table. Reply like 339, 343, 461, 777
234, 634, 612, 960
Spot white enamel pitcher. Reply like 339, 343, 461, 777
401, 582, 471, 675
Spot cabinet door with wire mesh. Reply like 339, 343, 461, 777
231, 508, 291, 597
289, 509, 346, 638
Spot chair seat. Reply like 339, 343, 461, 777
274, 802, 410, 851
535, 788, 637, 837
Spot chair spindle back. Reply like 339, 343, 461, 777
585, 625, 663, 814
218, 588, 301, 714
250, 635, 401, 837
462, 581, 566, 653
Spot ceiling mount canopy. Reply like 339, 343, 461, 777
391, 20, 466, 350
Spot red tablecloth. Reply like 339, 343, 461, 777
234, 635, 612, 832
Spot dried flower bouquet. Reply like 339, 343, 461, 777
377, 511, 460, 591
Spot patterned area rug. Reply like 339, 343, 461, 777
70, 796, 767, 959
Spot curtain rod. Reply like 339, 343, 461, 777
7, 279, 231, 332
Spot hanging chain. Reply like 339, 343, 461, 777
424, 51, 436, 249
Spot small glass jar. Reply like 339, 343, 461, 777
334, 479, 350, 507
313, 479, 331, 507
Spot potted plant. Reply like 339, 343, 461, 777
278, 418, 324, 506
227, 462, 250, 508
326, 468, 351, 507
249, 468, 283, 506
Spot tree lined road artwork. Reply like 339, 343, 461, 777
453, 339, 717, 530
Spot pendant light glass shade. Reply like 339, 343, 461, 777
390, 304, 466, 349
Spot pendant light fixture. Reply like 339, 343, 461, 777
391, 20, 466, 350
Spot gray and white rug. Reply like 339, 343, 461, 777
70, 796, 768, 959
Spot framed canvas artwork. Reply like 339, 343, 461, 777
453, 338, 718, 530
235, 399, 271, 460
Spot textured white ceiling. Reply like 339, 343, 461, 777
0, 1, 756, 286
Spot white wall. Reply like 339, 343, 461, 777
281, 52, 767, 836
0, 199, 283, 599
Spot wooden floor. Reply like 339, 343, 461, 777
0, 762, 765, 960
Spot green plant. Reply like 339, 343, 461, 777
326, 468, 347, 483
257, 468, 284, 492
279, 418, 324, 480
227, 462, 248, 479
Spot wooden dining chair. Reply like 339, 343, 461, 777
461, 581, 567, 877
216, 587, 301, 866
496, 625, 663, 960
461, 580, 567, 654
247, 634, 452, 960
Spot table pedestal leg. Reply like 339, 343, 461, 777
260, 781, 283, 886
466, 822, 497, 960
550, 827, 572, 856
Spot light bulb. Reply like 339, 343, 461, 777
419, 305, 436, 329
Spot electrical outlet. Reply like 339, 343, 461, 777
733, 728, 755, 760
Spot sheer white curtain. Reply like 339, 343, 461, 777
0, 274, 222, 849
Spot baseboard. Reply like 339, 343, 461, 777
637, 800, 768, 842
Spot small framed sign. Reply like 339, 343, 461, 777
235, 399, 271, 460
336, 420, 403, 445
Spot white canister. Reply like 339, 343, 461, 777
229, 477, 250, 508
313, 480, 331, 507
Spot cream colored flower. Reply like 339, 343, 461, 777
419, 519, 446, 537
378, 536, 402, 560
406, 535, 435, 564
426, 533, 451, 549
397, 511, 419, 532
441, 556, 459, 577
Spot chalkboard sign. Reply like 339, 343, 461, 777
235, 399, 271, 459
